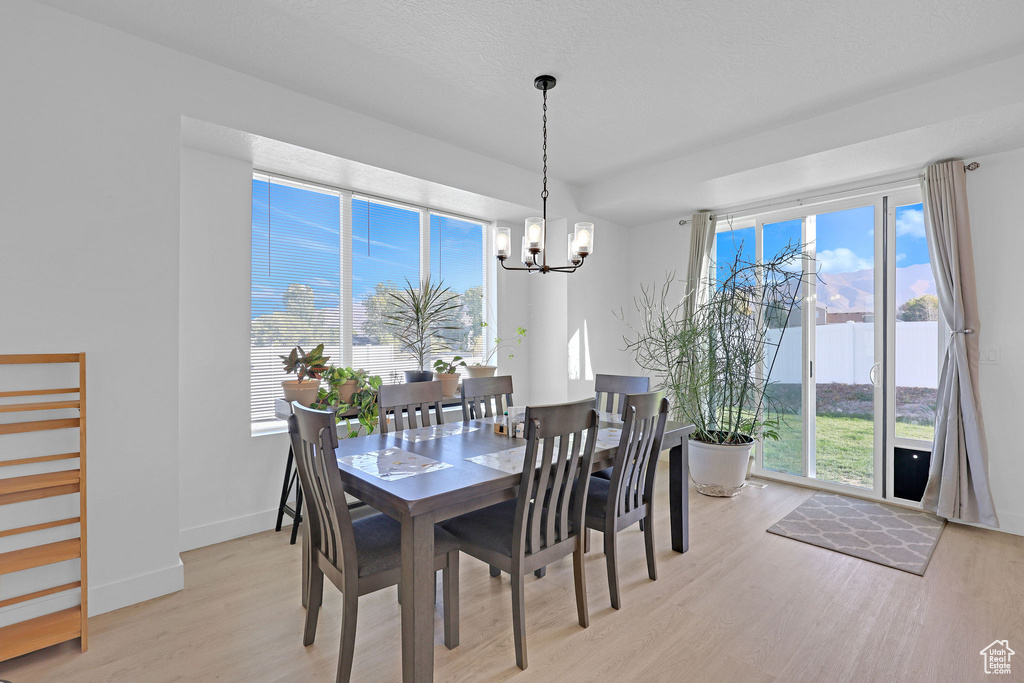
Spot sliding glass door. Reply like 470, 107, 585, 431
723, 187, 929, 500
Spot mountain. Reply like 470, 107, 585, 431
815, 263, 934, 313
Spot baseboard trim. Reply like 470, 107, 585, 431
179, 507, 282, 552
89, 559, 185, 616
953, 510, 1024, 538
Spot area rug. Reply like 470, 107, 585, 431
767, 493, 945, 575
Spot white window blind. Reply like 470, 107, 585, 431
351, 197, 423, 383
251, 175, 342, 423
250, 173, 489, 428
430, 213, 486, 369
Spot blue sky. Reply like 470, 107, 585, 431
252, 179, 484, 317
716, 201, 929, 277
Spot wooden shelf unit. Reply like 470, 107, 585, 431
0, 353, 88, 661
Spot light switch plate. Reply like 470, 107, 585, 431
979, 348, 1001, 365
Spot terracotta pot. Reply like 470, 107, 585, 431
282, 379, 321, 408
689, 437, 754, 497
337, 379, 358, 405
466, 365, 497, 379
435, 372, 460, 398
404, 370, 434, 383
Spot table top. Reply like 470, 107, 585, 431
328, 417, 694, 520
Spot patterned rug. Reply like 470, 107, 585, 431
767, 493, 946, 575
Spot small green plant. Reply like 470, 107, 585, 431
433, 356, 466, 374
478, 323, 527, 365
313, 366, 383, 439
279, 343, 329, 382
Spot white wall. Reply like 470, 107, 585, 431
1, 2, 187, 615
178, 148, 292, 550
964, 146, 1024, 536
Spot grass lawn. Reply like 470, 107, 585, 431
763, 415, 933, 489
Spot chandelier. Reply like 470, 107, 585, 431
495, 75, 595, 273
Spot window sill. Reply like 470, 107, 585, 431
251, 420, 288, 437
251, 404, 467, 439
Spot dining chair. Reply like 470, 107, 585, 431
460, 375, 514, 422
288, 402, 461, 683
377, 380, 445, 434
583, 391, 669, 610
592, 374, 650, 483
441, 398, 599, 670
594, 373, 650, 420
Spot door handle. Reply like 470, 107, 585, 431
869, 362, 881, 388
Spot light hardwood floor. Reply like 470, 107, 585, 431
3, 474, 1023, 682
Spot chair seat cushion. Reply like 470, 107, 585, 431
353, 513, 459, 578
440, 499, 519, 558
592, 467, 613, 480
584, 476, 612, 519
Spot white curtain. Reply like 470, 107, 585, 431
920, 160, 998, 526
684, 211, 716, 319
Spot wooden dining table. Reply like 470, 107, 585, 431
307, 412, 694, 682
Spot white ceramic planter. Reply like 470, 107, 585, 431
689, 438, 754, 497
282, 379, 321, 408
466, 365, 497, 379
434, 372, 460, 398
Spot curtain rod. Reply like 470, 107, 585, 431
678, 161, 980, 225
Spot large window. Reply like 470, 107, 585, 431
250, 174, 489, 428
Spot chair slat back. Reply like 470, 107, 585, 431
289, 403, 357, 575
607, 392, 669, 520
595, 374, 650, 419
512, 399, 598, 557
460, 375, 513, 421
377, 381, 445, 434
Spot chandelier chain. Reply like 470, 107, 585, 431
541, 87, 548, 209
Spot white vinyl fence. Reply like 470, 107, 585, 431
767, 321, 938, 388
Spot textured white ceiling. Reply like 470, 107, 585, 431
33, 0, 1024, 192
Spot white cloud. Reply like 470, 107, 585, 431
896, 253, 907, 263
896, 208, 925, 238
817, 247, 872, 273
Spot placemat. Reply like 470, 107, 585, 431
340, 448, 452, 481
396, 423, 480, 443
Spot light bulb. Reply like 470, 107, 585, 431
496, 233, 508, 251
525, 217, 543, 249
574, 222, 594, 254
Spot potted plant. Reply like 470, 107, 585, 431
319, 366, 362, 405
383, 277, 461, 382
313, 367, 383, 439
467, 322, 527, 378
279, 343, 329, 407
433, 356, 466, 397
620, 243, 802, 497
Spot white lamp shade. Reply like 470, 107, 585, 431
567, 234, 581, 264
494, 226, 512, 257
574, 222, 594, 254
525, 217, 544, 250
521, 236, 535, 266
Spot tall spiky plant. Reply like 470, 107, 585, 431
382, 277, 461, 371
619, 242, 805, 445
